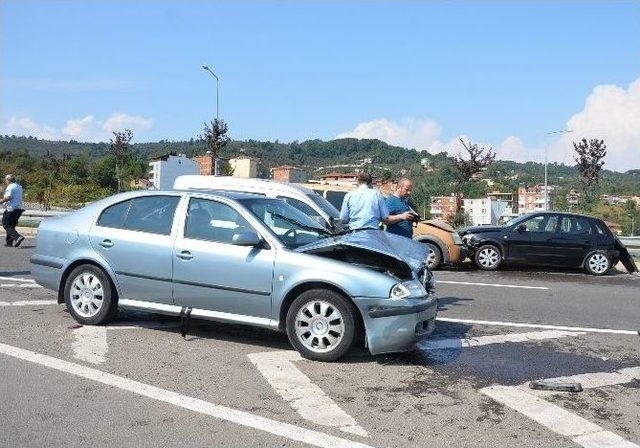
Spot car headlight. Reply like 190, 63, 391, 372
390, 283, 411, 300
462, 234, 476, 245
390, 281, 427, 300
452, 232, 463, 245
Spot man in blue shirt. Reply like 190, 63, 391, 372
385, 178, 417, 239
340, 173, 413, 230
1, 174, 25, 247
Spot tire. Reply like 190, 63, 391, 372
584, 252, 611, 276
474, 244, 502, 271
286, 289, 356, 362
64, 264, 117, 325
423, 242, 442, 270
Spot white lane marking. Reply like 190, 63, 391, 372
0, 283, 42, 288
72, 326, 108, 364
0, 276, 35, 283
248, 350, 368, 438
481, 366, 640, 448
0, 343, 373, 448
418, 330, 585, 350
0, 300, 57, 307
437, 280, 549, 290
437, 317, 639, 336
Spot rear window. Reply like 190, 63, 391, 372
325, 191, 347, 210
97, 195, 180, 235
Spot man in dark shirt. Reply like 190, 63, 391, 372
385, 178, 416, 239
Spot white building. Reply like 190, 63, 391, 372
463, 198, 510, 226
149, 154, 199, 190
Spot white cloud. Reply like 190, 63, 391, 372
337, 117, 442, 151
2, 113, 153, 142
337, 77, 640, 172
552, 77, 640, 170
3, 116, 60, 140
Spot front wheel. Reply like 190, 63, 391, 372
474, 245, 502, 271
64, 264, 117, 325
584, 252, 611, 276
423, 242, 442, 270
286, 289, 356, 362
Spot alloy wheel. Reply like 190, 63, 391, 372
69, 272, 104, 318
478, 247, 500, 269
295, 300, 345, 353
588, 253, 609, 274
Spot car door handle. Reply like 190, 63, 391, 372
99, 239, 114, 248
176, 251, 193, 260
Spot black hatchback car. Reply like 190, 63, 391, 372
460, 212, 638, 275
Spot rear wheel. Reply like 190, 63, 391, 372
584, 252, 611, 276
286, 289, 355, 362
474, 244, 502, 271
64, 264, 117, 325
423, 242, 442, 270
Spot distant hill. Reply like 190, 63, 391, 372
1, 134, 639, 195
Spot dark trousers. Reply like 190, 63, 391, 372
2, 209, 24, 244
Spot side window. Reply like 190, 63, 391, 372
97, 200, 132, 228
560, 216, 593, 235
519, 215, 558, 233
326, 191, 347, 210
185, 198, 252, 243
123, 196, 180, 235
278, 196, 322, 219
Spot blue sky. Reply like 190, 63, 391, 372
2, 1, 639, 169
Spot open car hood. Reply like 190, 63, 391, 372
295, 229, 428, 273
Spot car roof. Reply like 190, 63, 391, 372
171, 189, 268, 200
172, 175, 316, 196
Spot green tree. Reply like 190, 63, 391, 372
201, 119, 230, 175
109, 129, 133, 192
573, 138, 606, 211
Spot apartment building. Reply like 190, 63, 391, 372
149, 154, 199, 189
463, 197, 512, 226
430, 194, 458, 220
517, 184, 555, 214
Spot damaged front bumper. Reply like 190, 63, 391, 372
353, 295, 438, 355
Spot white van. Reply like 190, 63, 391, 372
173, 176, 342, 230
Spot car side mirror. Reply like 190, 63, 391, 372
232, 230, 263, 246
516, 224, 526, 233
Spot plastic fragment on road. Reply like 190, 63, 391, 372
529, 380, 583, 392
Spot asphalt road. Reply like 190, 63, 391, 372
1, 239, 639, 448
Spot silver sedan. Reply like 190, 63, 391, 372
31, 190, 437, 361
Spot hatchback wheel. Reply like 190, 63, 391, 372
423, 242, 442, 270
64, 264, 117, 325
474, 245, 502, 271
286, 289, 356, 362
585, 252, 611, 276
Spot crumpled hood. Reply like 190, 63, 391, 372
295, 230, 428, 272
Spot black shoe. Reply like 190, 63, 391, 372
4, 241, 12, 247
14, 236, 25, 247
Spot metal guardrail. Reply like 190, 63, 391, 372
619, 237, 640, 248
20, 210, 66, 223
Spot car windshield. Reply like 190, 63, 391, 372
504, 213, 534, 227
307, 192, 341, 219
238, 197, 332, 249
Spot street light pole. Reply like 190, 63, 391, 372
202, 64, 220, 175
202, 65, 219, 120
544, 129, 574, 211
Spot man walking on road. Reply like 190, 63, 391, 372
1, 174, 25, 247
385, 178, 417, 239
340, 172, 413, 230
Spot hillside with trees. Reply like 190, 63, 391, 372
1, 134, 638, 233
